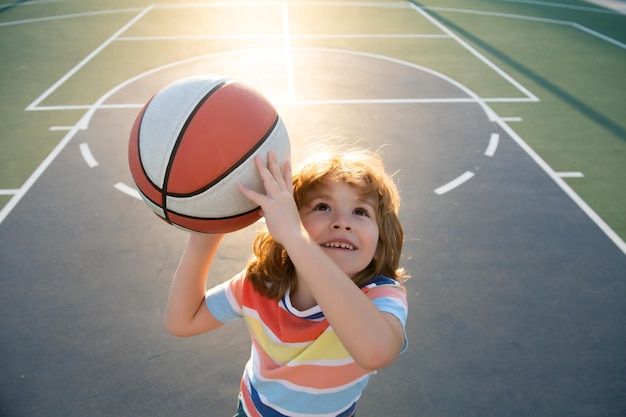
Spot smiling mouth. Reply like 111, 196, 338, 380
321, 242, 355, 250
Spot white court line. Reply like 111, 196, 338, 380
584, 0, 626, 14
504, 0, 620, 14
424, 6, 626, 50
29, 98, 537, 112
79, 143, 99, 168
557, 172, 585, 178
285, 98, 516, 105
33, 104, 142, 111
484, 133, 500, 157
116, 34, 450, 41
25, 7, 153, 110
496, 120, 626, 255
410, 4, 539, 102
0, 125, 82, 224
481, 98, 536, 103
424, 6, 589, 24
572, 23, 626, 50
31, 105, 93, 111
153, 2, 412, 9
501, 117, 523, 122
434, 171, 475, 195
0, 0, 64, 8
0, 9, 144, 27
0, 189, 19, 195
293, 33, 449, 39
114, 183, 141, 200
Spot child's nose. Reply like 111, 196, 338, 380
331, 214, 352, 231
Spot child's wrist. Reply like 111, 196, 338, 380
281, 227, 316, 258
187, 232, 224, 248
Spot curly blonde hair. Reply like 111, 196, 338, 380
245, 148, 408, 299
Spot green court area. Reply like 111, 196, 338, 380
413, 0, 626, 242
0, 0, 625, 246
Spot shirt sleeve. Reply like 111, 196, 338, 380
364, 283, 409, 352
205, 271, 246, 323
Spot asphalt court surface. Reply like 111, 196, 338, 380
1, 2, 626, 417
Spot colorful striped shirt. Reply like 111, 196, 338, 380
205, 272, 408, 417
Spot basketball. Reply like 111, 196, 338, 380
128, 74, 291, 234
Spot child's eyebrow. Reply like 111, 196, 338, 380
357, 198, 377, 209
308, 192, 376, 207
306, 192, 330, 201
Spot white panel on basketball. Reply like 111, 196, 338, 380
139, 75, 228, 187
166, 118, 290, 218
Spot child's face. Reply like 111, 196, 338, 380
299, 180, 379, 278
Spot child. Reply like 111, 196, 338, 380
165, 147, 409, 417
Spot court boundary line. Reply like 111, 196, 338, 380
496, 117, 626, 255
411, 3, 539, 101
151, 2, 413, 9
504, 0, 621, 14
0, 124, 83, 224
0, 189, 19, 195
0, 0, 413, 25
421, 6, 626, 50
24, 7, 153, 110
116, 34, 451, 40
0, 8, 145, 27
25, 97, 536, 113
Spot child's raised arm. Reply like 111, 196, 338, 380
288, 241, 405, 371
164, 233, 226, 337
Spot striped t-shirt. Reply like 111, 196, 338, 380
205, 271, 408, 417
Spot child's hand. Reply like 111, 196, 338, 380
238, 151, 303, 246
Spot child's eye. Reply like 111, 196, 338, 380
314, 203, 330, 211
354, 207, 370, 217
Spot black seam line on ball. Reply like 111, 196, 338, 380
166, 113, 280, 199
167, 205, 260, 220
161, 79, 230, 220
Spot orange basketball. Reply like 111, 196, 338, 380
128, 74, 291, 234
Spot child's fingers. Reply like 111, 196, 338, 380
253, 155, 277, 192
254, 155, 270, 177
267, 151, 286, 188
282, 160, 292, 189
253, 151, 290, 195
237, 183, 263, 205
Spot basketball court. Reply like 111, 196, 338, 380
1, 1, 625, 416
